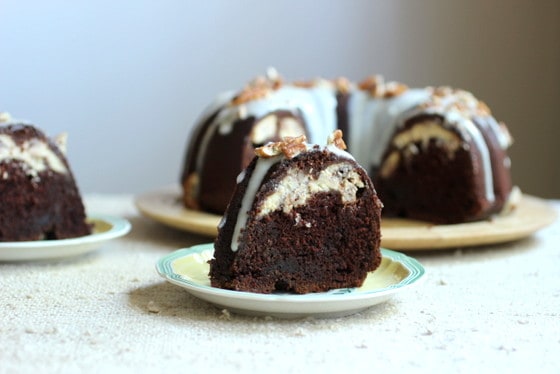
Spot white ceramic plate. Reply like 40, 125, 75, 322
0, 214, 131, 261
136, 185, 557, 249
156, 244, 425, 318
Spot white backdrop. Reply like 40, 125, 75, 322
1, 0, 559, 197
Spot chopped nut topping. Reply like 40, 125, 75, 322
232, 72, 410, 105
231, 84, 271, 106
327, 129, 347, 150
358, 75, 407, 98
433, 86, 455, 97
293, 80, 316, 88
358, 75, 384, 96
384, 81, 409, 97
429, 87, 492, 116
254, 141, 282, 157
333, 77, 351, 94
231, 70, 284, 106
292, 77, 332, 90
255, 135, 307, 159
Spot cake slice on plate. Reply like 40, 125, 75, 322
210, 130, 383, 294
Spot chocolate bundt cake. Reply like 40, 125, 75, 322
210, 131, 383, 294
0, 113, 91, 241
181, 70, 514, 224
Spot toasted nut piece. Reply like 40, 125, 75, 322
293, 80, 315, 88
231, 85, 271, 106
327, 129, 347, 150
231, 70, 284, 106
255, 135, 307, 159
333, 77, 351, 94
384, 81, 408, 97
358, 75, 408, 98
281, 135, 308, 158
358, 75, 384, 97
255, 142, 283, 158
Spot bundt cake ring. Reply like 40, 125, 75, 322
180, 69, 515, 224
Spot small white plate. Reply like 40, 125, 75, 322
156, 244, 425, 319
0, 214, 131, 261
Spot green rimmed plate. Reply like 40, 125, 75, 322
156, 243, 425, 319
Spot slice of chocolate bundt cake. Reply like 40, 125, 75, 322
210, 130, 383, 294
0, 114, 91, 241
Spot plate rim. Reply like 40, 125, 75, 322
156, 243, 425, 305
0, 214, 131, 261
136, 185, 557, 250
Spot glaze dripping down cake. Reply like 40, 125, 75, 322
0, 113, 91, 241
181, 70, 514, 224
210, 131, 383, 294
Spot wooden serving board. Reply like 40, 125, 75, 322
135, 185, 556, 250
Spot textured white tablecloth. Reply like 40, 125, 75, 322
1, 195, 558, 374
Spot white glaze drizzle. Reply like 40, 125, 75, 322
348, 88, 432, 168
231, 155, 280, 251
207, 83, 500, 193
237, 85, 338, 144
0, 134, 68, 178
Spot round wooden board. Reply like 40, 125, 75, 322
135, 185, 557, 250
